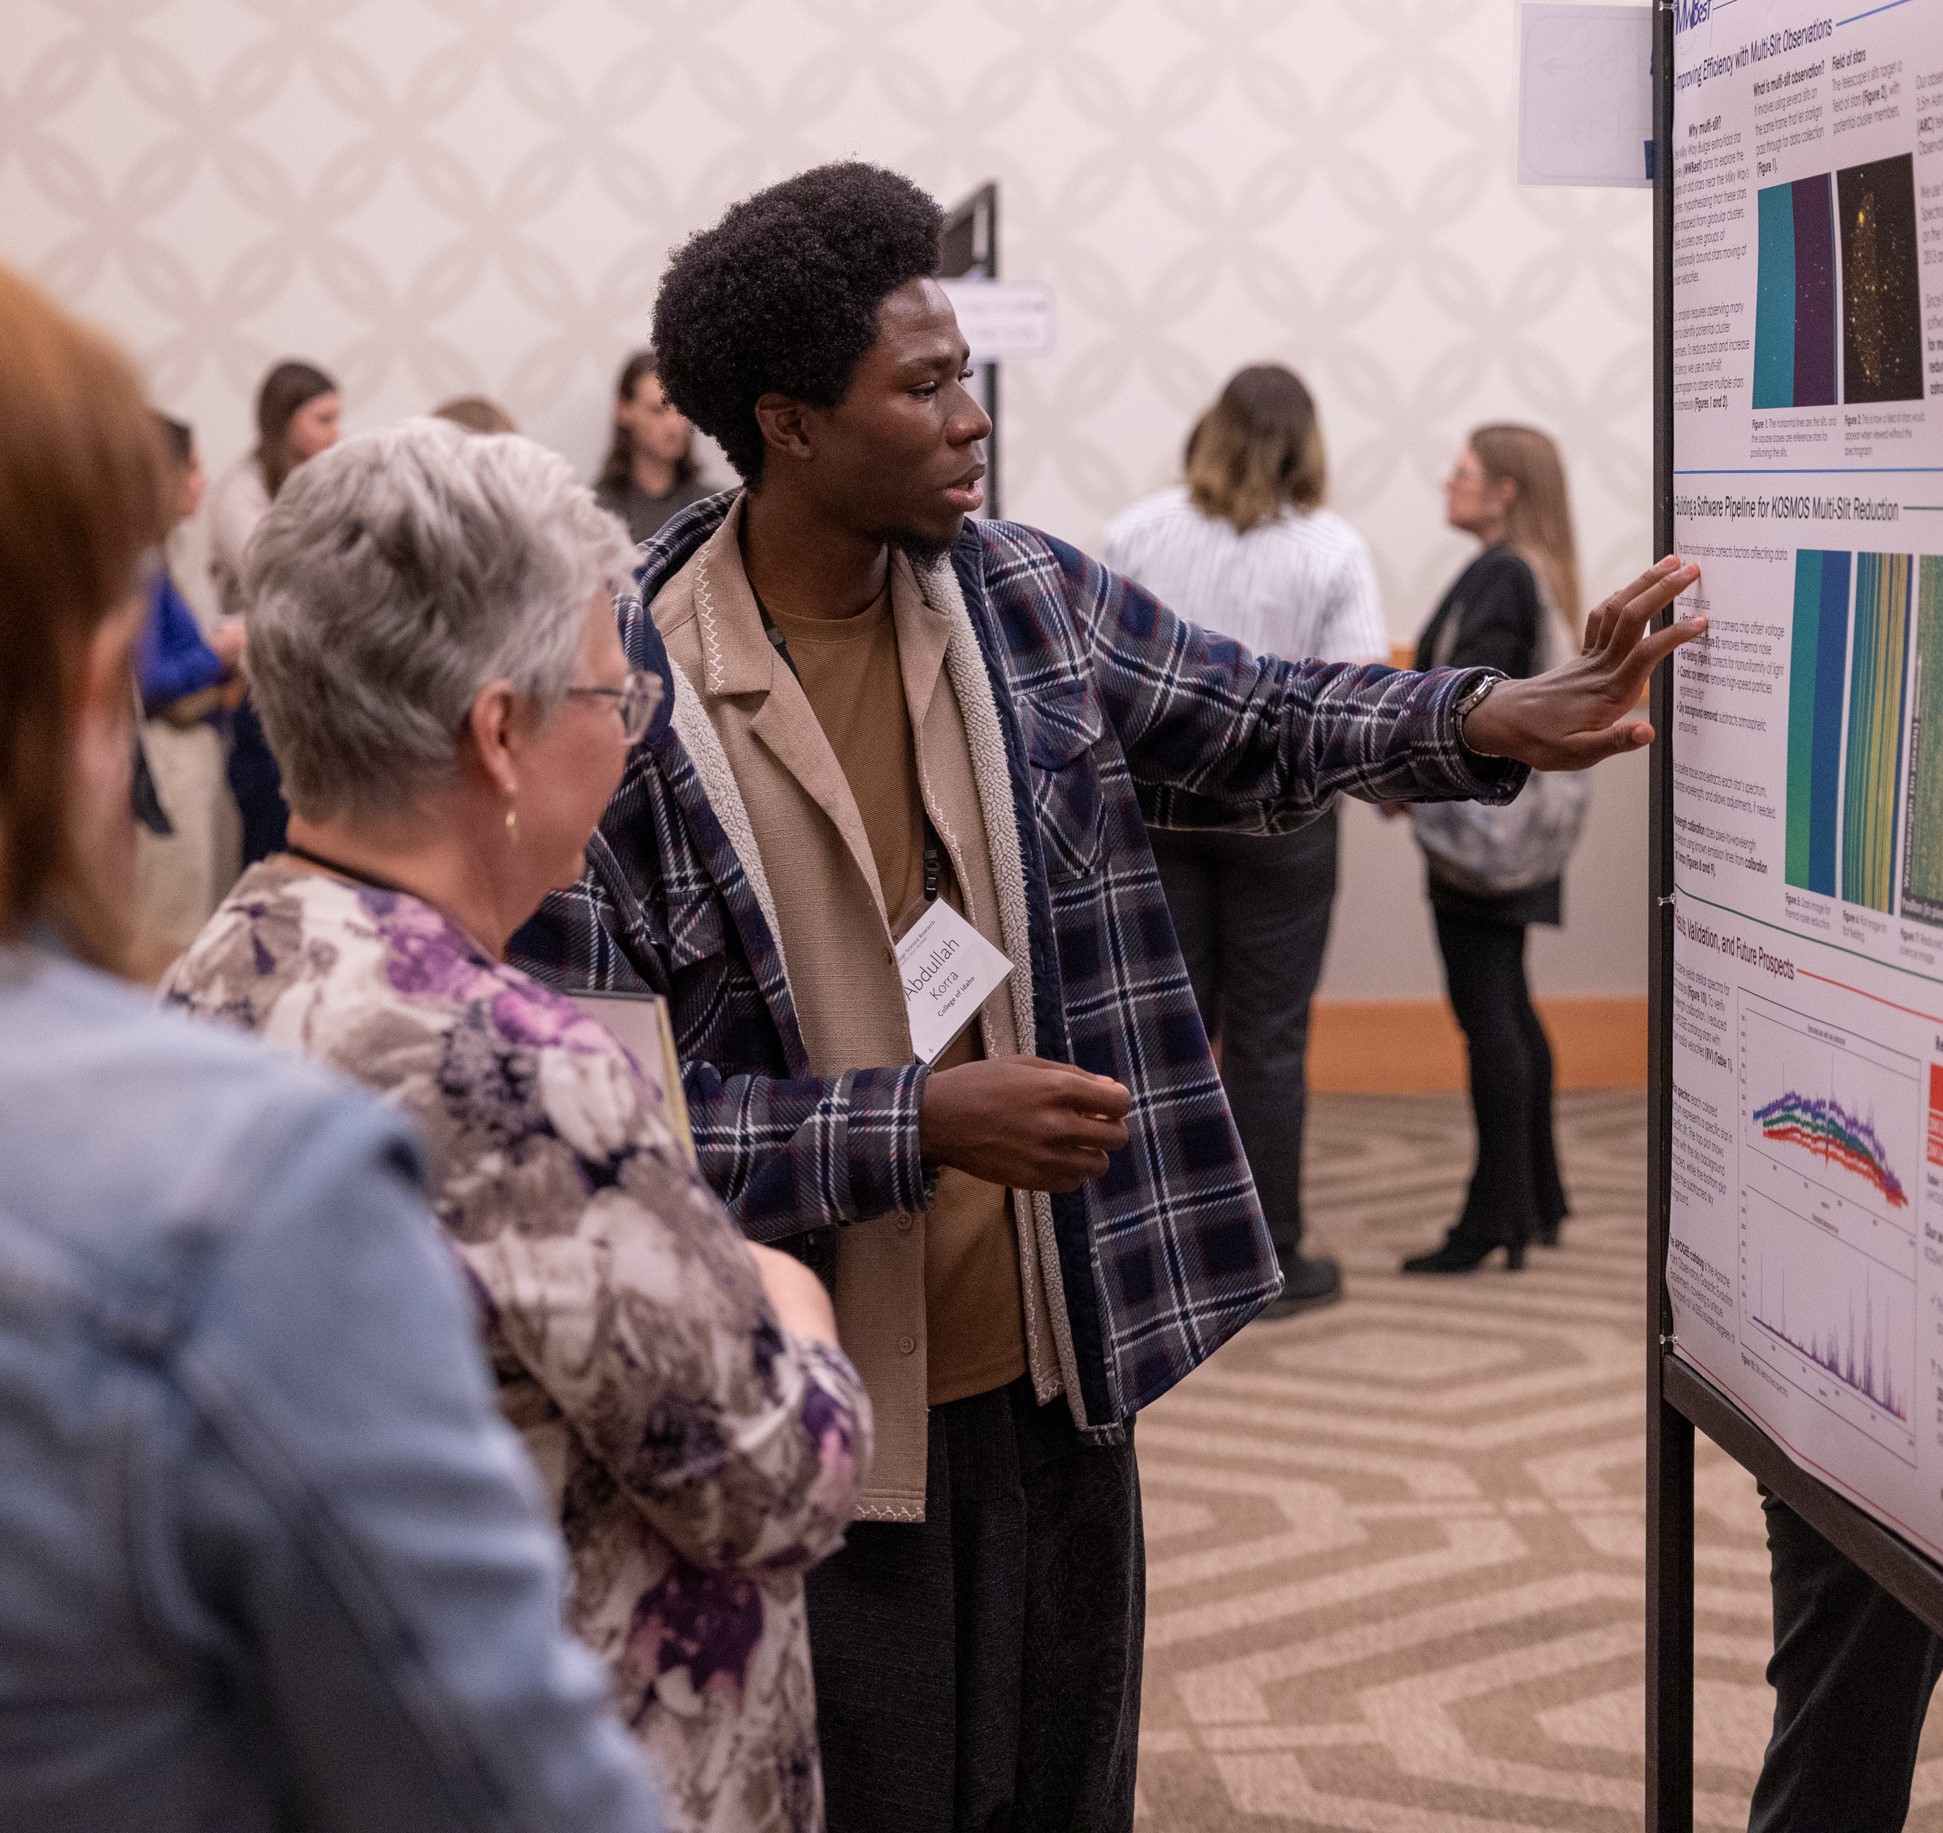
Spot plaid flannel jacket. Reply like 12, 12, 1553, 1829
513, 493, 1524, 1437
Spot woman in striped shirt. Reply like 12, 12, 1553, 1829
1102, 365, 1388, 1316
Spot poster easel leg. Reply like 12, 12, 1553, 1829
1647, 0, 1689, 1817
1647, 1385, 1694, 1833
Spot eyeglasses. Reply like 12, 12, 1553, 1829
564, 669, 661, 743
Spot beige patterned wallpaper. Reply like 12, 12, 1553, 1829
0, 0, 1654, 1000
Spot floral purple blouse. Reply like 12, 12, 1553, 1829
164, 862, 870, 1833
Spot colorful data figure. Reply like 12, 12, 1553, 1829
1900, 559, 1943, 927
1754, 173, 1838, 410
1752, 1087, 1909, 1210
1837, 154, 1924, 407
1842, 552, 1911, 914
1741, 991, 1921, 1234
1740, 1186, 1916, 1462
1786, 549, 1851, 896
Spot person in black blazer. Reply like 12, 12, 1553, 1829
1402, 425, 1581, 1273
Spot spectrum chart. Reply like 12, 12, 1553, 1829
1785, 549, 1851, 897
1900, 558, 1943, 926
1739, 992, 1919, 1235
1753, 173, 1838, 410
1752, 1088, 1909, 1209
1781, 547, 1924, 919
1741, 1188, 1917, 1464
1841, 551, 1911, 913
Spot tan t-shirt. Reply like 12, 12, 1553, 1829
767, 592, 1028, 1405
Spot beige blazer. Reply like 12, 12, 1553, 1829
651, 502, 1070, 1518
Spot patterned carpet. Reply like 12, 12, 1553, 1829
1135, 1090, 1943, 1831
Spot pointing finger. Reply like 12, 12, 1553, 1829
1637, 614, 1707, 671
1588, 558, 1684, 651
1589, 560, 1692, 655
1610, 614, 1708, 700
1600, 562, 1700, 656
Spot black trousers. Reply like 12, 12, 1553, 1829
1149, 811, 1340, 1264
804, 1378, 1143, 1833
1749, 1493, 1943, 1833
226, 698, 289, 868
1432, 906, 1567, 1249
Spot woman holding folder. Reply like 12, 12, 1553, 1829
166, 417, 869, 1833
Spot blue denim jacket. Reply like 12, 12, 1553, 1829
0, 944, 660, 1833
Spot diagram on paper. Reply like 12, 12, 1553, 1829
1739, 1186, 1918, 1464
1783, 549, 1913, 916
1669, 0, 1943, 1568
1749, 153, 1922, 409
1739, 992, 1920, 1241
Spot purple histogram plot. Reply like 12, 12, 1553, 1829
1740, 1187, 1917, 1464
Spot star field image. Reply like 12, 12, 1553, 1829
1838, 152, 1924, 405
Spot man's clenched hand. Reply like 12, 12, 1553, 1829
1462, 556, 1705, 770
920, 1056, 1132, 1192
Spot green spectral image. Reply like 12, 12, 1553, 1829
1842, 551, 1912, 914
1787, 550, 1850, 896
1901, 558, 1943, 926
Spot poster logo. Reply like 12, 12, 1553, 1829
1673, 0, 1712, 30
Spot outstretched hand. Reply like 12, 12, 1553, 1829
1461, 556, 1705, 770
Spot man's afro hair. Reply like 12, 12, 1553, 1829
651, 163, 944, 483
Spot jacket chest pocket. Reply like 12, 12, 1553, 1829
1018, 682, 1107, 882
660, 874, 730, 976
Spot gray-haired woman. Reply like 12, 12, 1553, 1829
166, 419, 870, 1833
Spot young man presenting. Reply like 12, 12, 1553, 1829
517, 164, 1700, 1831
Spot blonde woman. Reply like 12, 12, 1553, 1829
1402, 424, 1582, 1274
1103, 365, 1387, 1316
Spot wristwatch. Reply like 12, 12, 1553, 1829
1452, 669, 1506, 758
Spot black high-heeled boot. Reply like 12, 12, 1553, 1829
1400, 1231, 1526, 1274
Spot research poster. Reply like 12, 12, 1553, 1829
1670, 0, 1943, 1560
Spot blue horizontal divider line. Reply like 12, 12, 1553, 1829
1836, 0, 1913, 26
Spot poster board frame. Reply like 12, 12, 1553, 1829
939, 183, 1001, 519
1647, 3, 1943, 1827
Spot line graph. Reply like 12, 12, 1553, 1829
1751, 1088, 1909, 1208
1751, 1261, 1906, 1421
1739, 993, 1920, 1229
1740, 1188, 1917, 1464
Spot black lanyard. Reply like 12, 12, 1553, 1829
281, 842, 420, 900
280, 842, 502, 961
755, 590, 944, 905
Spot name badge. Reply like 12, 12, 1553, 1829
897, 899, 1014, 1065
